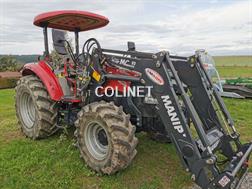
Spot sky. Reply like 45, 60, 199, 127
0, 0, 251, 56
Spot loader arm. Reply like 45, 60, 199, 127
93, 48, 252, 189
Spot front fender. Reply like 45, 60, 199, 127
22, 61, 63, 101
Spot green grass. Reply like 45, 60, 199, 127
223, 98, 252, 142
213, 55, 252, 78
214, 56, 252, 67
0, 89, 191, 189
0, 87, 252, 189
217, 66, 252, 78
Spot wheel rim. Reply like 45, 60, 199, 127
85, 122, 109, 160
19, 92, 36, 129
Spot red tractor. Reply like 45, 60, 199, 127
15, 10, 251, 189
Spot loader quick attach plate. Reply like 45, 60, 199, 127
33, 10, 109, 31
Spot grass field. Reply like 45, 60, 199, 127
214, 56, 252, 67
0, 89, 191, 189
213, 55, 252, 78
217, 66, 252, 78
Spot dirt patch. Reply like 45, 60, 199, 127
0, 72, 20, 89
0, 71, 21, 78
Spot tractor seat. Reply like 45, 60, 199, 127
62, 95, 81, 103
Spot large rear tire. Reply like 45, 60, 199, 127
75, 101, 138, 174
15, 75, 58, 139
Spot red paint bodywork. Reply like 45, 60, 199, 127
34, 10, 109, 32
21, 61, 140, 101
22, 61, 64, 101
101, 66, 141, 93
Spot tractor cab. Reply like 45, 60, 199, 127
33, 10, 109, 100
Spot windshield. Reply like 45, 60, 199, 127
197, 51, 223, 91
200, 53, 216, 67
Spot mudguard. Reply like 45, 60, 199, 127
22, 61, 64, 101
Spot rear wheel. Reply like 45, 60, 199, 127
75, 101, 138, 174
15, 75, 58, 139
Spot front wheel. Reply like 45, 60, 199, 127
75, 101, 138, 174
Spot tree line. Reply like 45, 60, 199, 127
0, 55, 39, 72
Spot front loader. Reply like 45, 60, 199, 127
15, 10, 251, 189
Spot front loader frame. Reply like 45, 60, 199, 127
93, 48, 252, 189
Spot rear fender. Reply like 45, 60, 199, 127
22, 61, 64, 101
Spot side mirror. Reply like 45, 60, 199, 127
127, 41, 136, 51
52, 29, 67, 55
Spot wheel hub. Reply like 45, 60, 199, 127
19, 91, 36, 129
85, 122, 109, 160
97, 129, 108, 146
